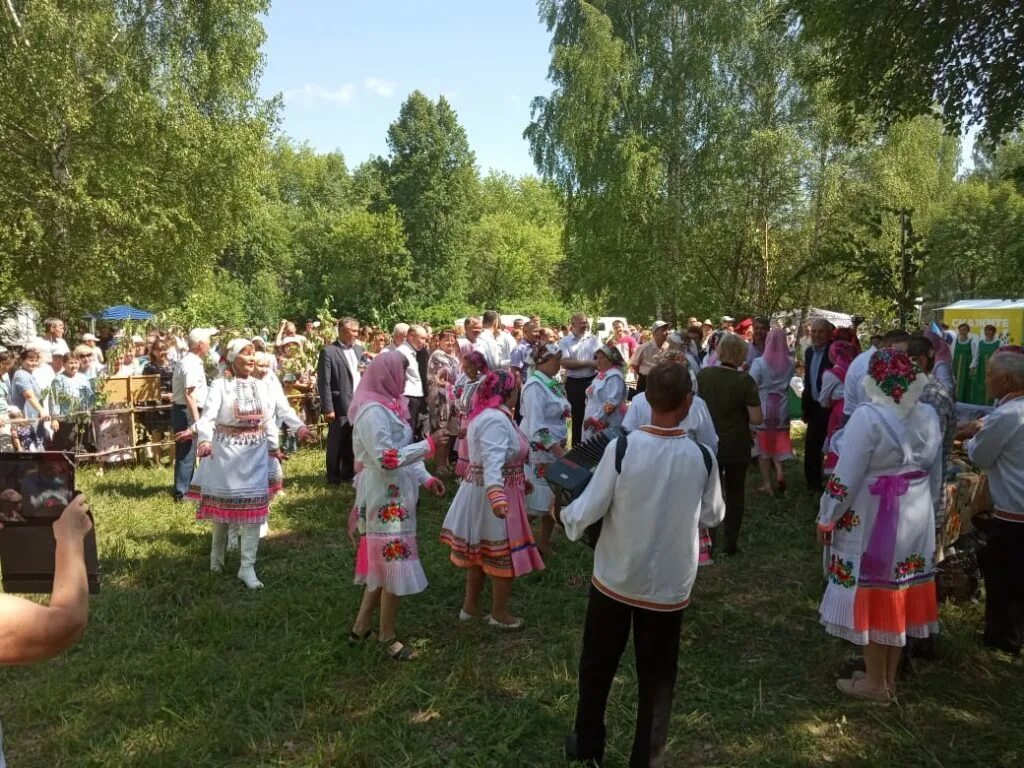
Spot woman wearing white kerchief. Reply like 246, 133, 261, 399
816, 349, 941, 705
184, 339, 294, 589
520, 342, 571, 556
581, 344, 628, 443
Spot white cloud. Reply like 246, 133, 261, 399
283, 83, 356, 107
364, 77, 397, 98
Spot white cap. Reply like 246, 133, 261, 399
721, 315, 735, 323
81, 333, 98, 342
279, 335, 304, 347
652, 321, 671, 332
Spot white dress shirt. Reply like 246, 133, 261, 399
172, 352, 209, 408
340, 343, 361, 392
966, 395, 1024, 519
559, 332, 600, 379
397, 342, 424, 398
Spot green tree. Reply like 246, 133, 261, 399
789, 0, 1024, 141
0, 0, 274, 317
382, 92, 479, 306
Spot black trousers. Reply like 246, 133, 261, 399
635, 373, 648, 394
566, 375, 595, 446
574, 586, 684, 768
406, 395, 425, 440
325, 416, 355, 483
713, 461, 747, 555
979, 518, 1024, 651
803, 402, 829, 491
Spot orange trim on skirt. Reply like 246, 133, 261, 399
853, 581, 938, 635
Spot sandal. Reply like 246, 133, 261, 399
486, 615, 524, 630
380, 638, 414, 661
347, 629, 376, 644
836, 677, 890, 705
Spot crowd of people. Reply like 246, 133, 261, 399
2, 307, 1023, 768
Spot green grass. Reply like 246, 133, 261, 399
2, 437, 1022, 768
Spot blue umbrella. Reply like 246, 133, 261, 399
88, 305, 155, 321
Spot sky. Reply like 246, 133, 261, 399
258, 0, 553, 177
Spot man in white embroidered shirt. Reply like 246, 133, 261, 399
963, 351, 1024, 654
559, 362, 725, 768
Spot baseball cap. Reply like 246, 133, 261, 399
652, 320, 671, 332
81, 333, 98, 342
721, 315, 735, 323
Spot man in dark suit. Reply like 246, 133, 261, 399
317, 317, 364, 485
802, 318, 834, 492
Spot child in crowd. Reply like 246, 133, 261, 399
559, 361, 725, 767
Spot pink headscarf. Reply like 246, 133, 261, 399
347, 350, 410, 424
829, 340, 858, 382
468, 370, 517, 421
760, 327, 791, 376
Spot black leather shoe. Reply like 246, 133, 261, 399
564, 733, 602, 766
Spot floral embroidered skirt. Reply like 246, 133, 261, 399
820, 495, 939, 646
352, 467, 428, 596
440, 464, 544, 579
525, 447, 557, 517
190, 425, 274, 526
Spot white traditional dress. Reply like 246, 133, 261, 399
817, 401, 942, 646
453, 374, 483, 478
520, 370, 571, 517
749, 357, 795, 460
441, 407, 544, 578
582, 368, 627, 442
352, 402, 433, 596
189, 376, 279, 525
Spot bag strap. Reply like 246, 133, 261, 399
696, 441, 713, 477
614, 432, 629, 473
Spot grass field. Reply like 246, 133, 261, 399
1, 439, 1022, 767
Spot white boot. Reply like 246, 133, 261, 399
210, 523, 228, 573
237, 524, 264, 589
226, 523, 241, 552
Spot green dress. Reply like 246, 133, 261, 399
969, 339, 1001, 405
953, 339, 974, 402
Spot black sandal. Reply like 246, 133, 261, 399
347, 629, 375, 644
380, 637, 414, 661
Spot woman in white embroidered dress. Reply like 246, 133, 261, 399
520, 342, 571, 557
816, 349, 941, 705
452, 351, 489, 479
186, 340, 295, 590
347, 351, 446, 661
441, 370, 544, 628
582, 345, 627, 442
749, 328, 795, 495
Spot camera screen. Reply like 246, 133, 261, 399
0, 452, 76, 524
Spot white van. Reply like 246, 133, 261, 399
591, 316, 628, 341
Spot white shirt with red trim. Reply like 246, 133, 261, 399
561, 426, 725, 611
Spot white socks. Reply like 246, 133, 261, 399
237, 524, 264, 590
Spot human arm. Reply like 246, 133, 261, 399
970, 338, 980, 370
355, 405, 437, 471
698, 450, 726, 529
193, 379, 222, 451
744, 374, 764, 426
601, 374, 627, 416
317, 347, 335, 421
817, 408, 875, 532
0, 495, 92, 665
522, 384, 566, 458
560, 441, 618, 539
965, 409, 1016, 469
689, 399, 720, 454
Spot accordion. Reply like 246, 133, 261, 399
547, 427, 625, 548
